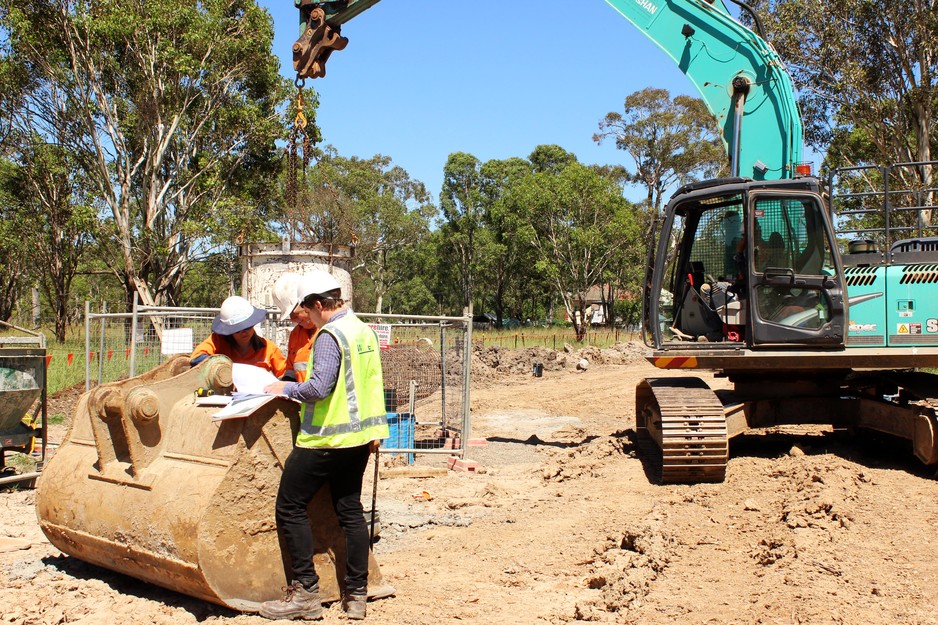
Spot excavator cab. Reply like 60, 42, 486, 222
644, 177, 847, 350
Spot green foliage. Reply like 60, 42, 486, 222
594, 87, 727, 213
0, 160, 29, 322
385, 276, 439, 316
5, 451, 36, 474
2, 138, 97, 341
180, 252, 239, 308
528, 144, 578, 174
0, 2, 747, 344
2, 0, 293, 312
440, 152, 486, 310
279, 148, 436, 313
501, 159, 640, 338
747, 0, 937, 168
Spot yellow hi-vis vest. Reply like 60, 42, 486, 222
296, 313, 389, 448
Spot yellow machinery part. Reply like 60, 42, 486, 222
35, 355, 393, 611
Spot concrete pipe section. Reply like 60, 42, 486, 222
35, 355, 393, 611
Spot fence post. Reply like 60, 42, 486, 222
129, 292, 139, 377
84, 301, 91, 391
439, 321, 446, 429
461, 314, 472, 459
97, 301, 107, 385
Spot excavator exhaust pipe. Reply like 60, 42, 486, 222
35, 355, 393, 611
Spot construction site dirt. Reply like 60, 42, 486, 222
2, 342, 938, 624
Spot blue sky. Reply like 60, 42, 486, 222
260, 1, 710, 202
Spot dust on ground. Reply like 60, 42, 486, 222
2, 342, 938, 624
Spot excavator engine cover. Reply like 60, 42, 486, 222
35, 355, 393, 611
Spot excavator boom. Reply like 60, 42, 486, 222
293, 0, 803, 180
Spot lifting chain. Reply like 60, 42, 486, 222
287, 77, 312, 213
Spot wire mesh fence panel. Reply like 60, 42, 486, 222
359, 313, 471, 462
85, 305, 472, 461
84, 304, 288, 388
86, 307, 211, 387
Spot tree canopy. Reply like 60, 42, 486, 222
747, 0, 937, 170
594, 87, 727, 215
2, 0, 290, 313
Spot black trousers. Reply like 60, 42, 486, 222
275, 444, 371, 593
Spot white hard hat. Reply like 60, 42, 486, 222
272, 273, 304, 319
212, 296, 266, 335
297, 270, 341, 304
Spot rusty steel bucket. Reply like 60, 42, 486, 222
35, 355, 393, 611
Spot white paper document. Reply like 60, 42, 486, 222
212, 363, 294, 421
211, 394, 278, 420
231, 363, 279, 396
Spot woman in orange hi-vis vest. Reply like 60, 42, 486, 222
272, 274, 318, 382
190, 295, 286, 377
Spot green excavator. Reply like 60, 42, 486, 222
295, 0, 938, 483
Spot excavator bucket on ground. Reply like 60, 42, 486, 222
35, 355, 393, 611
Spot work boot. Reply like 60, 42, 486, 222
342, 591, 368, 620
258, 581, 323, 620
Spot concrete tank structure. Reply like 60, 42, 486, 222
241, 238, 354, 311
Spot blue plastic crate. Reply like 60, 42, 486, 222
386, 412, 415, 464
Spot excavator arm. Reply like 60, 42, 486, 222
292, 0, 802, 180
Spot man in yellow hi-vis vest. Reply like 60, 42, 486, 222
262, 270, 388, 621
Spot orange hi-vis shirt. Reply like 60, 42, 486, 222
190, 333, 287, 378
285, 325, 316, 382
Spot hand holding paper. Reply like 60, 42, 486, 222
264, 380, 289, 396
212, 364, 296, 421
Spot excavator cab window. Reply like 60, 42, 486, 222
656, 197, 747, 343
648, 183, 844, 348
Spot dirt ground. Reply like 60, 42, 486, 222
3, 342, 938, 625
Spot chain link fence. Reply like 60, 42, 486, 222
84, 301, 472, 461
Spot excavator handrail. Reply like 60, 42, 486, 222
295, 0, 803, 181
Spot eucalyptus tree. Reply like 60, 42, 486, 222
476, 155, 538, 327
505, 161, 637, 340
440, 152, 486, 312
594, 87, 726, 216
381, 239, 440, 316
0, 12, 96, 339
2, 139, 96, 341
0, 161, 28, 322
748, 0, 937, 227
3, 0, 290, 309
528, 143, 578, 175
748, 0, 936, 170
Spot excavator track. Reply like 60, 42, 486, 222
635, 377, 728, 484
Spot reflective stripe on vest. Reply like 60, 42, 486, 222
300, 413, 389, 437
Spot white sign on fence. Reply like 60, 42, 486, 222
161, 328, 194, 355
368, 323, 392, 350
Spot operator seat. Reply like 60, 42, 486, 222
674, 261, 723, 341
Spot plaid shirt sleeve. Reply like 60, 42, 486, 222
283, 331, 340, 403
